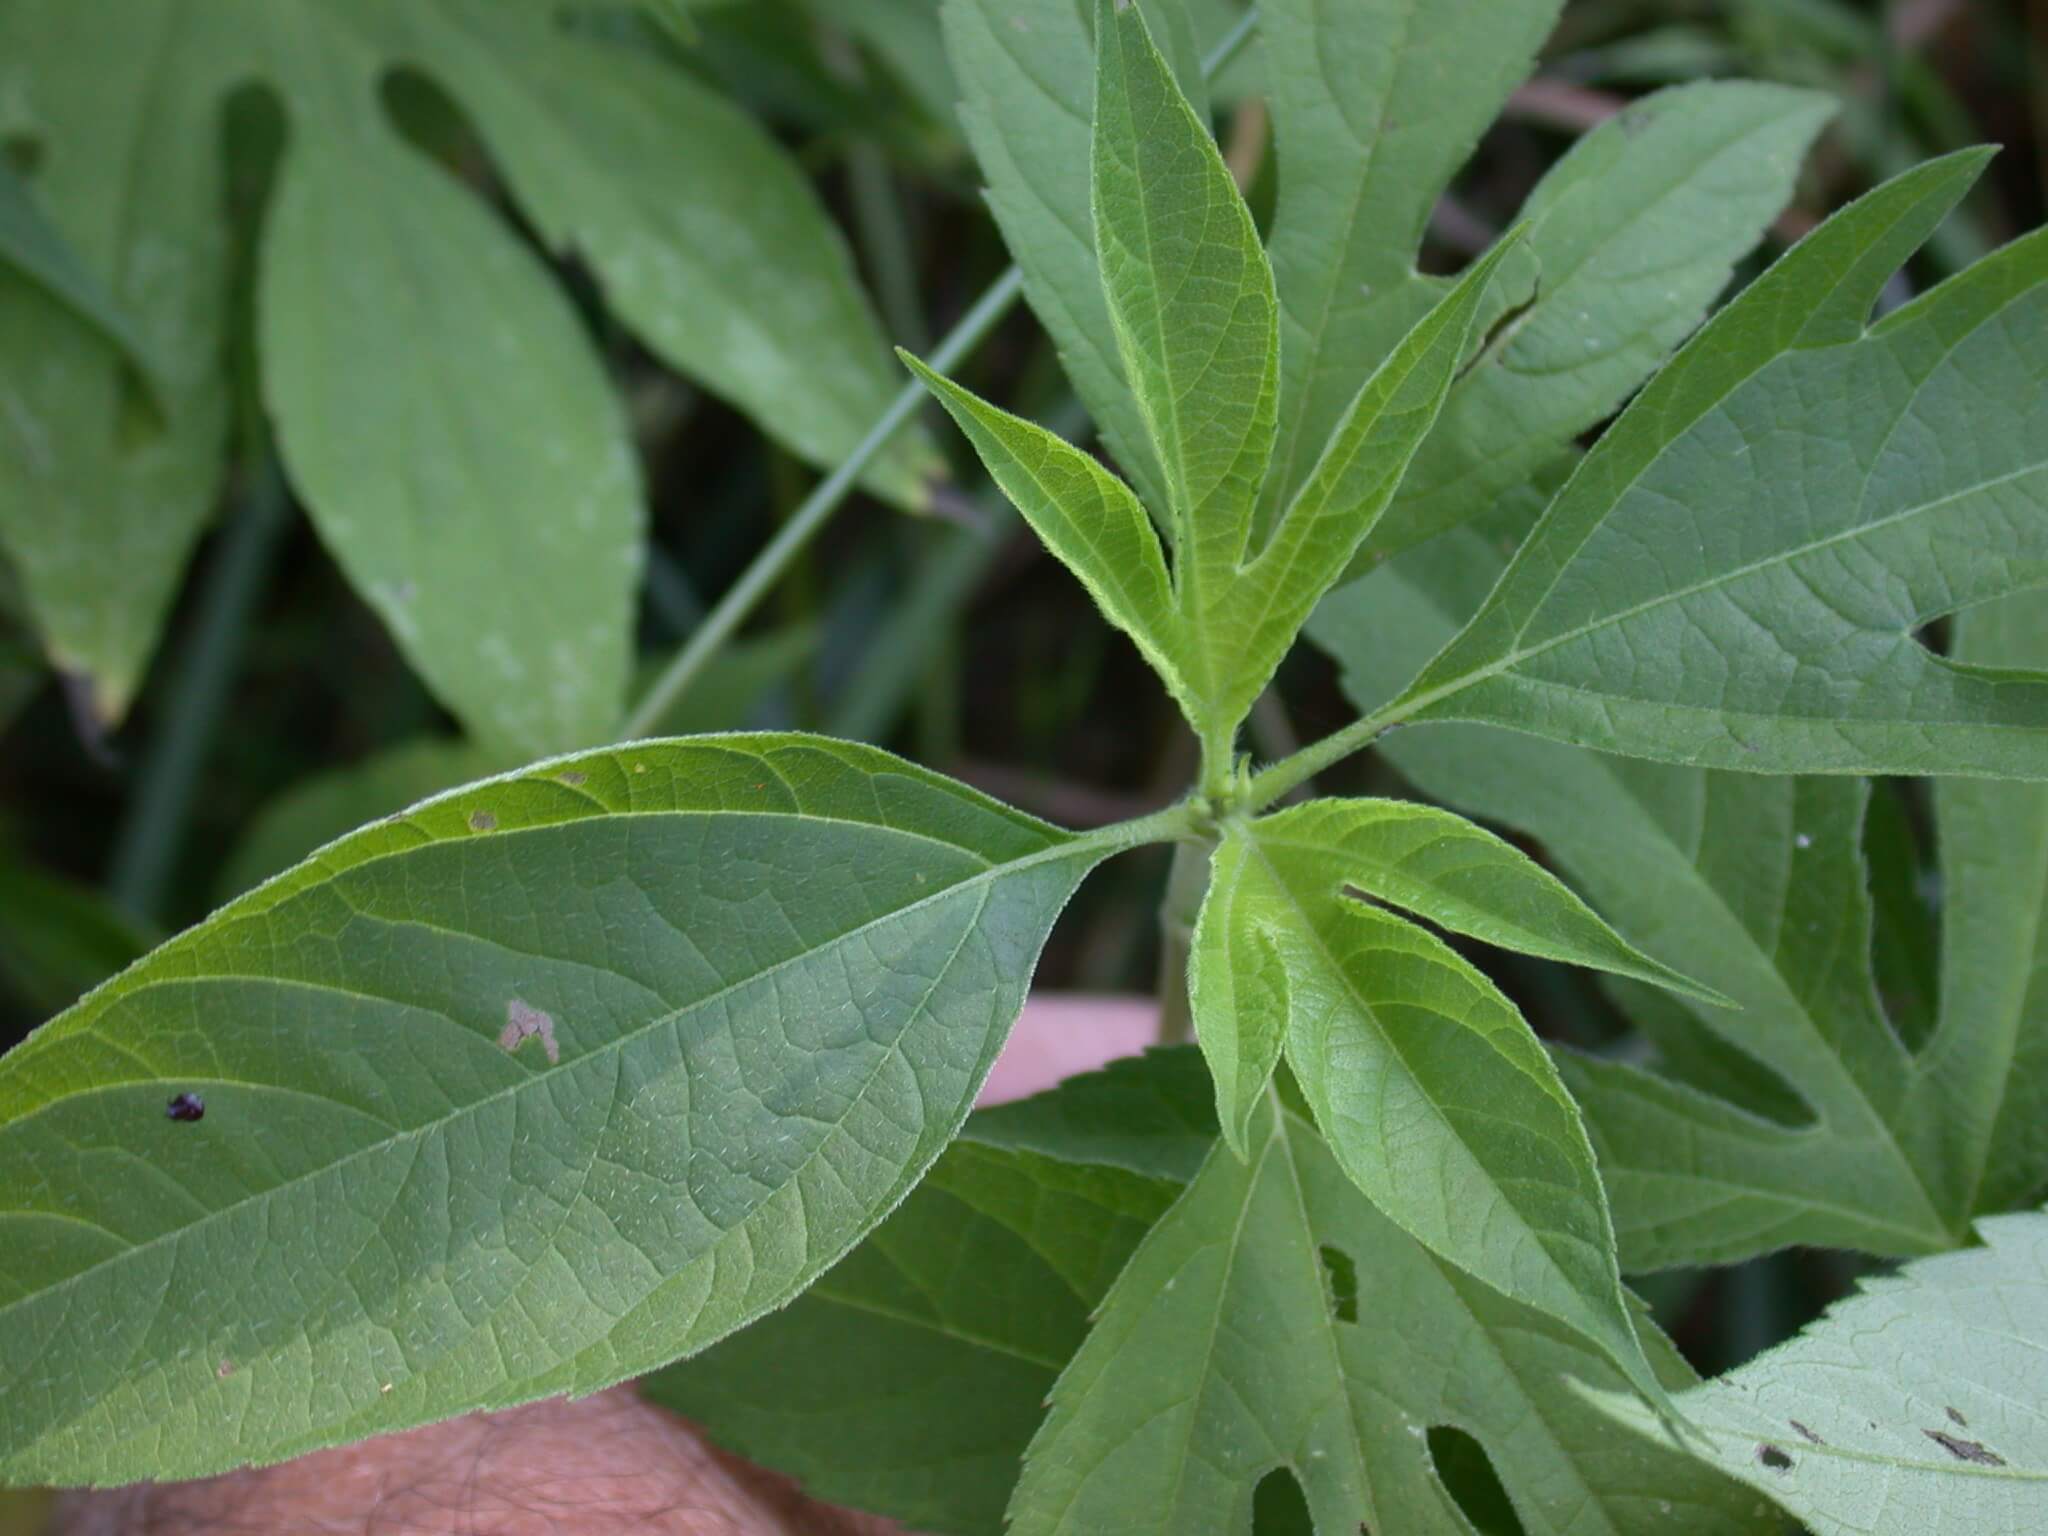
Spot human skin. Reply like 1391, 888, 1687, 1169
53, 996, 1160, 1536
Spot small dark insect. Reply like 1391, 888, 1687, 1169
1790, 1421, 1825, 1446
1925, 1430, 2005, 1467
165, 1092, 206, 1123
1756, 1444, 1794, 1472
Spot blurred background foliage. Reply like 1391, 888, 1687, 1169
0, 0, 2040, 1419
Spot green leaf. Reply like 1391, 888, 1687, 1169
260, 121, 641, 758
2, 0, 922, 738
1211, 234, 1526, 735
1308, 513, 1965, 1268
1009, 1094, 1766, 1536
218, 738, 511, 900
962, 1045, 1219, 1184
896, 353, 1187, 715
412, 0, 936, 509
1092, 0, 1276, 576
1258, 0, 1560, 527
1366, 80, 1836, 560
1382, 154, 2048, 779
1594, 1205, 2048, 1536
0, 4, 234, 726
1200, 822, 1658, 1399
0, 157, 160, 392
941, 0, 1209, 518
0, 735, 1125, 1485
1252, 799, 1725, 1003
643, 1135, 1178, 1536
1915, 593, 2048, 1218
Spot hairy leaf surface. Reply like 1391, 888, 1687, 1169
1595, 1207, 2048, 1536
1385, 157, 2048, 778
1009, 1092, 1764, 1536
1193, 822, 1656, 1397
0, 736, 1115, 1484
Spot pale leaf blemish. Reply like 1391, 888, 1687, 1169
558, 770, 588, 786
215, 1358, 234, 1380
469, 809, 498, 833
499, 999, 560, 1064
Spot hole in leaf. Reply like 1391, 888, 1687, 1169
1251, 1465, 1314, 1536
1319, 1244, 1358, 1324
1426, 1427, 1526, 1536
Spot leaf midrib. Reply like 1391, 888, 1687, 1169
0, 831, 1103, 1328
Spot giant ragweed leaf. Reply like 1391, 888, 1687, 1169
910, 3, 1514, 761
1595, 1205, 2048, 1536
1191, 813, 1672, 1401
0, 735, 1129, 1484
1009, 1089, 1769, 1536
1311, 472, 2048, 1267
1382, 154, 2048, 779
0, 0, 921, 748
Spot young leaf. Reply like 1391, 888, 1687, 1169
1204, 828, 1658, 1400
896, 353, 1188, 715
1091, 0, 1276, 578
643, 1137, 1178, 1536
1187, 832, 1288, 1151
1252, 798, 1722, 1004
1593, 1205, 2048, 1536
0, 736, 1128, 1485
1381, 155, 2048, 779
1010, 1094, 1766, 1536
1212, 234, 1525, 733
942, 0, 1211, 517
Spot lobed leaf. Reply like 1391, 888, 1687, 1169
1197, 826, 1659, 1401
1010, 1092, 1765, 1536
1594, 1206, 2048, 1536
0, 159, 159, 393
1384, 155, 2048, 779
0, 735, 1120, 1485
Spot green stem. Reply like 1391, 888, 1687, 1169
108, 457, 293, 922
1154, 835, 1215, 1043
620, 7, 1263, 742
1246, 700, 1398, 812
621, 264, 1026, 740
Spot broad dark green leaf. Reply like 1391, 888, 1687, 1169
0, 735, 1129, 1484
1596, 1206, 2048, 1536
941, 0, 1208, 517
1383, 155, 2048, 778
644, 1135, 1177, 1536
1010, 1094, 1766, 1536
0, 3, 234, 726
1192, 822, 1658, 1399
963, 1045, 1217, 1184
1308, 499, 2003, 1267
